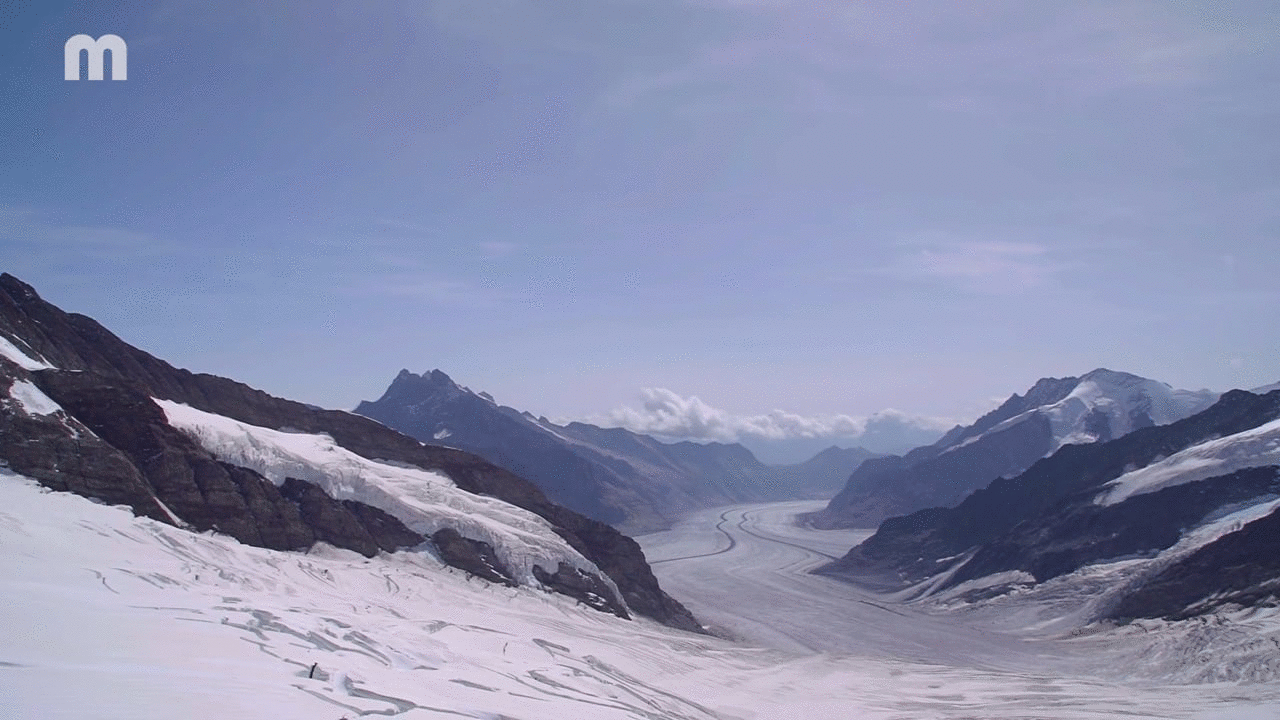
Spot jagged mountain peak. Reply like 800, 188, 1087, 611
0, 272, 41, 301
385, 369, 495, 405
1020, 374, 1082, 406
370, 368, 469, 407
1032, 369, 1218, 450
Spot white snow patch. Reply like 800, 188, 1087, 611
156, 399, 617, 595
432, 428, 451, 440
0, 335, 51, 371
1097, 417, 1280, 505
6, 379, 61, 416
1176, 496, 1280, 555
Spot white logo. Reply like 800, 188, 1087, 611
65, 34, 127, 81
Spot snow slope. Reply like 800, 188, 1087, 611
5, 378, 61, 416
6, 477, 1279, 720
0, 334, 51, 371
158, 400, 615, 593
974, 370, 1218, 454
1096, 416, 1280, 505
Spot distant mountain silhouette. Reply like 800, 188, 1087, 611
820, 386, 1280, 622
807, 369, 1218, 529
356, 369, 878, 533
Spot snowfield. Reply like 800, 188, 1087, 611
4, 481, 1280, 719
158, 400, 614, 592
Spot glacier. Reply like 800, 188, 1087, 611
5, 481, 1280, 719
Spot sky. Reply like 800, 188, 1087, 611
1, 1, 1278, 459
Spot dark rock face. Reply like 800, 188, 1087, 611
10, 365, 421, 558
945, 465, 1280, 589
1, 359, 168, 521
33, 369, 276, 547
533, 562, 629, 618
820, 389, 1280, 620
430, 528, 518, 588
0, 273, 701, 631
1109, 503, 1280, 620
542, 509, 703, 634
279, 477, 426, 557
355, 369, 873, 533
809, 411, 1053, 529
221, 465, 317, 551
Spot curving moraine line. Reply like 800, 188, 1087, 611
730, 510, 840, 562
649, 509, 739, 565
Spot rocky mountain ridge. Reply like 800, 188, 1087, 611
820, 387, 1280, 622
0, 273, 700, 631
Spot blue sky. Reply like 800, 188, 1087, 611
2, 1, 1278, 457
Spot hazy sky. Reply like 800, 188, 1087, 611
2, 1, 1278, 452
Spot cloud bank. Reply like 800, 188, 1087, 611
595, 388, 956, 452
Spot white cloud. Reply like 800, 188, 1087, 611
594, 388, 954, 445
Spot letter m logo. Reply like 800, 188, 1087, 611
65, 34, 127, 81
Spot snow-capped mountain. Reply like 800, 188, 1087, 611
820, 386, 1280, 623
807, 369, 1218, 529
356, 369, 877, 533
953, 369, 1219, 452
0, 272, 698, 631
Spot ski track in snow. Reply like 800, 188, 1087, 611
3, 479, 1280, 719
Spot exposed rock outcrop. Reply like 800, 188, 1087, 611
430, 528, 518, 587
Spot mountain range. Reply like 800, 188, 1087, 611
5, 270, 1280, 715
0, 273, 699, 631
806, 369, 1219, 529
819, 384, 1280, 623
355, 369, 878, 533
